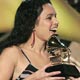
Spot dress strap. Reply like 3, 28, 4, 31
18, 47, 31, 64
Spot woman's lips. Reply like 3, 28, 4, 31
50, 30, 57, 32
50, 27, 58, 32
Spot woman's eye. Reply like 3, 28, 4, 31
47, 17, 52, 20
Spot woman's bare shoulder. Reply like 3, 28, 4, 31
0, 46, 21, 79
0, 46, 19, 63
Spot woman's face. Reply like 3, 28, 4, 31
34, 3, 59, 41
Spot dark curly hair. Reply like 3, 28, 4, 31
0, 0, 51, 53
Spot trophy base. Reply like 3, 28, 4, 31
45, 64, 80, 79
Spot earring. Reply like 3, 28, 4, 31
31, 30, 35, 48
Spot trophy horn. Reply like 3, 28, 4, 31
46, 34, 71, 64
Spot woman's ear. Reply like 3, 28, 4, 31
35, 16, 40, 26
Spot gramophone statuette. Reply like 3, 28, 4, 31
45, 34, 80, 79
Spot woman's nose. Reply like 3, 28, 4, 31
54, 18, 59, 26
52, 18, 59, 26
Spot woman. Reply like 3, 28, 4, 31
0, 0, 79, 80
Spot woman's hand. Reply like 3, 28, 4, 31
25, 63, 65, 80
69, 77, 80, 80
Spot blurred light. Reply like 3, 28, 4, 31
51, 0, 80, 42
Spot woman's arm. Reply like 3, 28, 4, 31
0, 47, 18, 80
